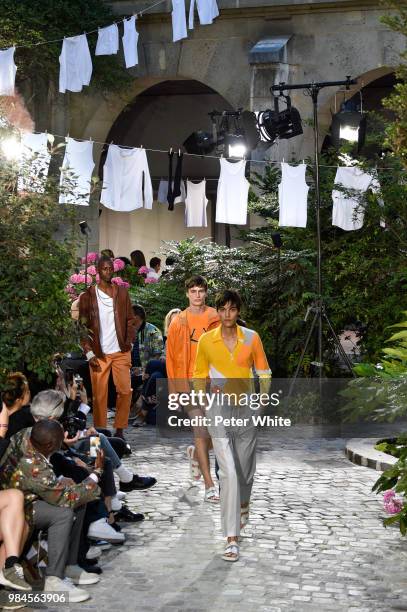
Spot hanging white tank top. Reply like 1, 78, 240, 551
278, 162, 309, 228
101, 145, 153, 212
0, 47, 16, 96
332, 166, 375, 231
216, 159, 249, 225
96, 24, 119, 56
185, 180, 208, 227
122, 16, 139, 68
18, 132, 51, 193
59, 138, 94, 206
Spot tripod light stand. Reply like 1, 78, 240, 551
270, 78, 358, 383
79, 221, 91, 288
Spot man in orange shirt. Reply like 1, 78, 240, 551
166, 275, 220, 502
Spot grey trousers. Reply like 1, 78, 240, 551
32, 501, 86, 578
207, 405, 257, 538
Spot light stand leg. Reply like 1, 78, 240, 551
84, 234, 89, 288
322, 309, 356, 375
289, 309, 319, 395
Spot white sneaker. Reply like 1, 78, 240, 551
43, 575, 90, 603
86, 546, 102, 560
116, 491, 126, 501
111, 495, 122, 512
93, 540, 112, 551
65, 565, 100, 585
87, 518, 125, 544
107, 410, 115, 419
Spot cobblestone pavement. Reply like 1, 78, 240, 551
63, 427, 407, 612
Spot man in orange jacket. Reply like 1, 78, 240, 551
166, 275, 220, 502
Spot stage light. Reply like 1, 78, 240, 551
1, 136, 22, 160
331, 100, 366, 150
256, 95, 303, 143
225, 134, 247, 158
79, 221, 91, 236
183, 131, 215, 155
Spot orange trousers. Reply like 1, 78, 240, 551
90, 351, 132, 429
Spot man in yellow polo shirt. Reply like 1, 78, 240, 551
193, 289, 271, 562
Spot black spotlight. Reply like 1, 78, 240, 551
183, 131, 216, 155
257, 95, 303, 143
79, 221, 91, 236
331, 99, 366, 151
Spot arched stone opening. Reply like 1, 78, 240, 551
96, 79, 236, 259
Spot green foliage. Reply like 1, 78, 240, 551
0, 150, 78, 384
0, 0, 131, 93
381, 2, 407, 166
341, 313, 407, 422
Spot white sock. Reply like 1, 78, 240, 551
115, 464, 133, 483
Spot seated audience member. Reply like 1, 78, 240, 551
136, 360, 167, 427
100, 249, 114, 259
131, 304, 164, 404
160, 256, 176, 278
147, 257, 161, 280
117, 257, 131, 267
0, 403, 31, 593
0, 420, 103, 602
130, 250, 146, 269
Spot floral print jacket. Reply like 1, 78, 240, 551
0, 428, 100, 527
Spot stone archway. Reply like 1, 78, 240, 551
89, 78, 236, 259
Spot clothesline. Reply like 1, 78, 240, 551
11, 0, 168, 50
33, 131, 402, 172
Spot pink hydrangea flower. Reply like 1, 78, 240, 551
70, 273, 81, 284
95, 273, 100, 283
385, 499, 403, 515
138, 266, 149, 275
111, 276, 124, 286
87, 265, 97, 276
87, 252, 99, 263
144, 277, 158, 284
121, 280, 130, 288
77, 274, 92, 284
113, 258, 125, 272
383, 490, 403, 515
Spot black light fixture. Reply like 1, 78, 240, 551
183, 109, 259, 159
183, 130, 215, 155
79, 220, 91, 236
331, 97, 366, 151
256, 93, 303, 143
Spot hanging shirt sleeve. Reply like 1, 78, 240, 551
141, 150, 153, 210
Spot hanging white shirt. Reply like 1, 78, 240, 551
0, 47, 16, 96
185, 180, 208, 227
172, 0, 187, 42
157, 179, 186, 205
18, 132, 51, 193
216, 159, 249, 225
59, 138, 94, 206
332, 166, 380, 231
122, 16, 139, 68
278, 162, 309, 228
101, 145, 153, 212
59, 35, 92, 93
96, 24, 119, 56
189, 0, 219, 29
96, 287, 121, 354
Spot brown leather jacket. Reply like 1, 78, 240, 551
78, 285, 137, 358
